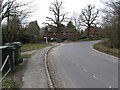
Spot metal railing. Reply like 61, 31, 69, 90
0, 55, 13, 89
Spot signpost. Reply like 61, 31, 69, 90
44, 37, 48, 44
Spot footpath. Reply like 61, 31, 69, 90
20, 46, 53, 88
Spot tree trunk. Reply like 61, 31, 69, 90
57, 23, 62, 41
87, 24, 91, 38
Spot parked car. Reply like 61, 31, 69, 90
50, 37, 58, 42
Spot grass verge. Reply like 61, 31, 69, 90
80, 38, 102, 41
21, 43, 52, 59
21, 54, 31, 58
93, 42, 120, 58
1, 80, 17, 89
21, 43, 52, 52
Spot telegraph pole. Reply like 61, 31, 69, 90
0, 0, 3, 46
0, 1, 3, 89
6, 0, 10, 43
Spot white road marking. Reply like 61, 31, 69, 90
22, 77, 25, 82
76, 64, 88, 72
83, 68, 88, 72
76, 64, 100, 81
93, 75, 99, 80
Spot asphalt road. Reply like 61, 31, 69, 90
49, 41, 118, 88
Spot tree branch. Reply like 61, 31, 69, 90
46, 17, 56, 24
90, 10, 99, 24
61, 13, 67, 22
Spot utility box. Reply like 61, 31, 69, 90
0, 46, 15, 74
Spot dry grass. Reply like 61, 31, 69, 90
93, 43, 120, 58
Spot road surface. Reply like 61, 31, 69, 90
48, 41, 118, 88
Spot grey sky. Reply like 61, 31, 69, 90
3, 0, 105, 27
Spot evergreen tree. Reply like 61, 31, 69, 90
27, 21, 41, 43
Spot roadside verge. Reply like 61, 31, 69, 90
93, 42, 119, 58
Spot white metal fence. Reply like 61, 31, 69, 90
0, 55, 13, 89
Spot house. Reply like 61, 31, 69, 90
44, 31, 80, 41
85, 26, 101, 37
43, 21, 81, 41
44, 26, 80, 41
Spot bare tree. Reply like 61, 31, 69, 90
1, 0, 34, 43
79, 4, 99, 38
46, 0, 67, 40
69, 12, 82, 31
0, 0, 3, 22
101, 0, 120, 48
1, 0, 34, 21
71, 16, 82, 31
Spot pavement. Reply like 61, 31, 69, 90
21, 46, 53, 88
48, 41, 118, 88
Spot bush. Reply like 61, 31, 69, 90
102, 27, 118, 48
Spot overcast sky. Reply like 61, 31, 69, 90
3, 0, 105, 27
